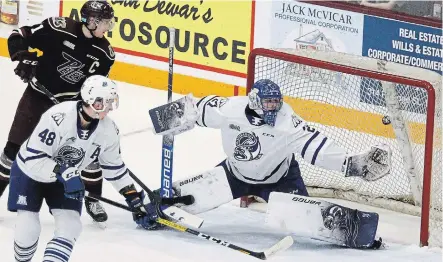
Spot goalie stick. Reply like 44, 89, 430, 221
87, 192, 294, 260
160, 27, 176, 200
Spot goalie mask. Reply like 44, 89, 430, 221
248, 79, 283, 126
81, 75, 119, 117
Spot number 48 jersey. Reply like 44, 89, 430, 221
196, 96, 349, 184
16, 101, 132, 192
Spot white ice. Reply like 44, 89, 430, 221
0, 57, 441, 262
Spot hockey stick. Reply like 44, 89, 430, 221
33, 79, 60, 105
86, 191, 193, 207
125, 169, 196, 204
86, 191, 203, 229
159, 27, 176, 199
86, 192, 294, 260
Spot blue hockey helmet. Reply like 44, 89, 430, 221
248, 79, 283, 126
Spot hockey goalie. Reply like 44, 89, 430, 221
149, 79, 392, 249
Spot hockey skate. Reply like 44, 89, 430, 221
85, 198, 108, 228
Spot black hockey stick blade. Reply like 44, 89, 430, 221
162, 195, 194, 206
157, 218, 294, 260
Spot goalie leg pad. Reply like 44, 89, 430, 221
266, 192, 380, 249
172, 166, 234, 214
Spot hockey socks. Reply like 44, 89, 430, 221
82, 171, 108, 223
14, 240, 38, 262
43, 237, 74, 262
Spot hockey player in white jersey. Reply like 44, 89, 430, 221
149, 79, 391, 249
7, 75, 165, 262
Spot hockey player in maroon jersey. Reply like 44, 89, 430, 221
0, 1, 116, 224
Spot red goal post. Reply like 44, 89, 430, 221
244, 48, 442, 247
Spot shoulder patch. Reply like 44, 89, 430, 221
291, 114, 302, 128
112, 120, 120, 135
206, 96, 227, 108
93, 42, 115, 61
51, 17, 67, 28
47, 17, 77, 38
108, 45, 115, 58
51, 112, 66, 126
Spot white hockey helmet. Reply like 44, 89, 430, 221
80, 75, 119, 113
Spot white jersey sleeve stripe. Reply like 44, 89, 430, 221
311, 137, 328, 165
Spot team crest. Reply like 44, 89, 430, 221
52, 17, 67, 28
51, 112, 66, 126
54, 145, 85, 166
90, 1, 104, 9
234, 132, 262, 161
246, 115, 265, 126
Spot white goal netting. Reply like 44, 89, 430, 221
248, 48, 442, 247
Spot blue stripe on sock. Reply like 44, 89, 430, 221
52, 238, 74, 249
44, 249, 69, 262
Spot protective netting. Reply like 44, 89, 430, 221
248, 48, 442, 247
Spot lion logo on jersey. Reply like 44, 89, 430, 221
54, 145, 85, 166
233, 132, 263, 161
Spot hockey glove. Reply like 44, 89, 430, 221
121, 186, 165, 230
344, 144, 392, 181
55, 163, 85, 201
11, 49, 41, 83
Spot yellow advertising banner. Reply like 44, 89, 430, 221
61, 0, 253, 77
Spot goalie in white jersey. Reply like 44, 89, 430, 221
7, 75, 165, 262
150, 79, 391, 248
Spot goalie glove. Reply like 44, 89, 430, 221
343, 144, 392, 181
149, 94, 200, 136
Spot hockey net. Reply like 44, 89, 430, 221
245, 48, 442, 248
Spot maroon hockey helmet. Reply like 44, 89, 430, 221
80, 1, 114, 23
